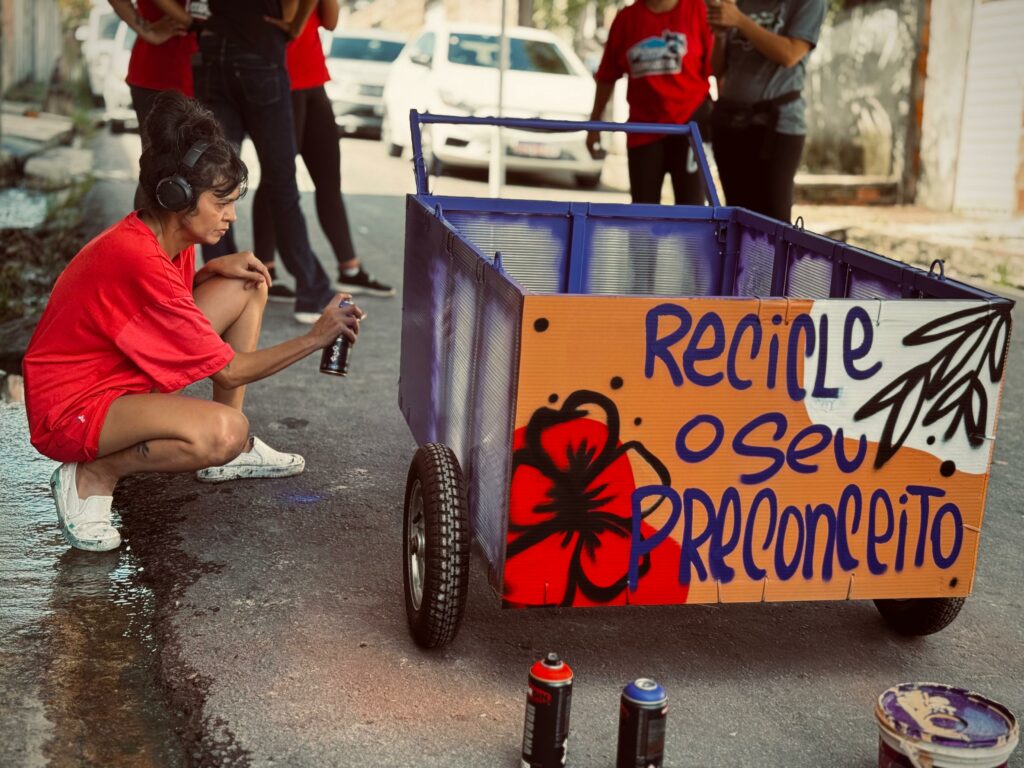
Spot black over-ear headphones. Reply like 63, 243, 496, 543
155, 140, 211, 212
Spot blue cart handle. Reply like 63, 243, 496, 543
408, 109, 719, 206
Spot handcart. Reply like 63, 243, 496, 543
398, 110, 1014, 648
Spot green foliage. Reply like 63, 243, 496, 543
0, 178, 93, 324
4, 80, 48, 104
57, 0, 92, 28
532, 0, 620, 33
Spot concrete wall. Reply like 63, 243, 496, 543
1, 0, 63, 92
916, 0, 973, 211
803, 0, 922, 179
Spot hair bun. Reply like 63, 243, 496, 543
143, 91, 223, 161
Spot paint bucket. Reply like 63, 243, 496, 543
875, 683, 1019, 768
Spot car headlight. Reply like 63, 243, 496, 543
328, 79, 360, 99
438, 89, 479, 115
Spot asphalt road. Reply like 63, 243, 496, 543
4, 129, 1024, 767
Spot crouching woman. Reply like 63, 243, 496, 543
22, 91, 363, 552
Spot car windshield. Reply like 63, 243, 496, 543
329, 37, 404, 63
446, 34, 573, 75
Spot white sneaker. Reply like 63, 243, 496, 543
50, 462, 121, 552
195, 436, 305, 483
294, 311, 321, 324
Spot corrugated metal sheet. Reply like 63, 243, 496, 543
953, 0, 1024, 213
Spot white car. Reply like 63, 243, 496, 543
76, 4, 123, 100
323, 29, 406, 137
103, 22, 137, 132
382, 23, 604, 188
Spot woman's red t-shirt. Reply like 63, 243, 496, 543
286, 9, 330, 91
595, 0, 713, 147
126, 0, 197, 95
23, 213, 235, 462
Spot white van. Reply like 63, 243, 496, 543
382, 23, 604, 188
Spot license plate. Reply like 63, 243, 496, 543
510, 141, 561, 159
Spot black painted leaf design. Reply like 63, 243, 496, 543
963, 378, 987, 448
854, 304, 1010, 468
982, 310, 1010, 382
854, 366, 929, 469
904, 304, 992, 345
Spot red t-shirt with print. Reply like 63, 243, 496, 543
126, 0, 197, 95
286, 8, 330, 91
595, 0, 713, 146
23, 212, 235, 462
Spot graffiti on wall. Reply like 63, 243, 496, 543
804, 0, 920, 177
504, 298, 1010, 607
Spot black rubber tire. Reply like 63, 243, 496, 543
403, 443, 470, 648
381, 111, 403, 157
874, 597, 965, 636
575, 172, 601, 189
109, 118, 126, 134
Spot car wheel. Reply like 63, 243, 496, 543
421, 127, 442, 177
382, 111, 403, 157
874, 597, 965, 636
403, 443, 470, 648
575, 172, 601, 190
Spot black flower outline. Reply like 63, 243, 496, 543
854, 304, 1011, 469
507, 390, 671, 605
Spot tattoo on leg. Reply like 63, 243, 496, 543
136, 441, 150, 459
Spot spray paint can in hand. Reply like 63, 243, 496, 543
320, 299, 353, 376
616, 678, 668, 768
521, 652, 573, 768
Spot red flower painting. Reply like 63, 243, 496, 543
504, 390, 684, 607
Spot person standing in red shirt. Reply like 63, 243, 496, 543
23, 92, 364, 553
587, 0, 715, 205
252, 0, 394, 301
108, 1, 195, 124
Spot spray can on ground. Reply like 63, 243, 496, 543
320, 299, 353, 376
521, 652, 573, 768
616, 678, 668, 768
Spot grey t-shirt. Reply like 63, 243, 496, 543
718, 0, 826, 135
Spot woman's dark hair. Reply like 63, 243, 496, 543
139, 91, 248, 214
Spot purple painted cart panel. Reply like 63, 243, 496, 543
401, 191, 1008, 589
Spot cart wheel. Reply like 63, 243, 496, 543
110, 118, 126, 134
403, 443, 470, 648
874, 597, 965, 636
575, 172, 602, 190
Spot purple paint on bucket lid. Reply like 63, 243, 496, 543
878, 683, 1018, 750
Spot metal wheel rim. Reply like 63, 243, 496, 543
407, 478, 426, 611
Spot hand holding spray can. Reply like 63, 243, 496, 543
320, 299, 354, 376
616, 678, 668, 768
521, 652, 573, 768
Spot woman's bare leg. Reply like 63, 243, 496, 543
75, 393, 250, 498
74, 277, 267, 498
193, 276, 268, 411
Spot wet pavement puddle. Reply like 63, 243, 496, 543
1, 403, 185, 766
